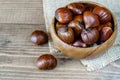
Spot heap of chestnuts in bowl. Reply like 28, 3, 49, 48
50, 1, 117, 59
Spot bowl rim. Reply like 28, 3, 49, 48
51, 1, 117, 50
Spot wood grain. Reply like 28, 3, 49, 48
0, 0, 44, 24
0, 0, 120, 80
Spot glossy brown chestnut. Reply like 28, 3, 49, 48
100, 27, 113, 43
85, 5, 95, 12
67, 3, 85, 14
81, 28, 99, 45
93, 7, 112, 23
105, 22, 112, 27
57, 27, 74, 44
73, 39, 87, 47
68, 20, 84, 36
55, 7, 73, 23
98, 22, 112, 31
36, 54, 57, 70
56, 22, 68, 31
30, 30, 48, 45
73, 15, 83, 23
83, 11, 100, 29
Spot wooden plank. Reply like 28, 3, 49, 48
0, 0, 44, 24
0, 61, 120, 80
0, 24, 49, 56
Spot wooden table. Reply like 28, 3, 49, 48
0, 0, 120, 80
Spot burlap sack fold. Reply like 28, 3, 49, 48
43, 0, 120, 71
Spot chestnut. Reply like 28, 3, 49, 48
73, 15, 83, 23
36, 54, 57, 70
93, 7, 112, 23
56, 22, 68, 30
67, 3, 85, 14
57, 27, 74, 44
30, 30, 48, 45
68, 19, 84, 36
83, 11, 100, 29
55, 7, 73, 23
98, 22, 112, 31
85, 4, 95, 12
73, 39, 87, 47
81, 28, 99, 45
100, 27, 113, 43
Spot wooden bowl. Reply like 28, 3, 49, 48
50, 1, 117, 59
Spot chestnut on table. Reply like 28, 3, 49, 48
30, 30, 58, 70
36, 54, 57, 70
30, 30, 48, 45
51, 1, 117, 59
